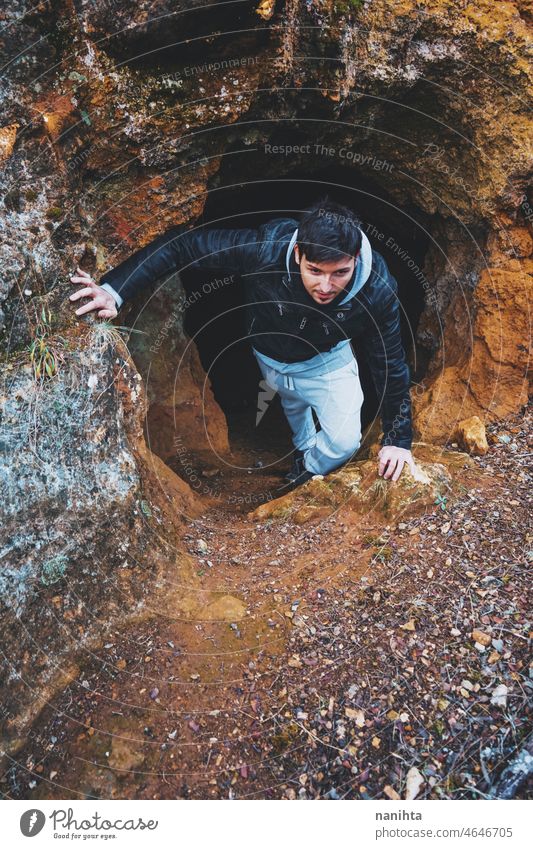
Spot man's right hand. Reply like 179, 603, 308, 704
69, 266, 118, 319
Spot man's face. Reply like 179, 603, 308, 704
294, 244, 356, 305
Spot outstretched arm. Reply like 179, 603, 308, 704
70, 223, 259, 316
364, 265, 415, 480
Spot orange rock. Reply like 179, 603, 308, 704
414, 254, 532, 443
248, 444, 476, 524
37, 94, 77, 141
0, 123, 18, 164
453, 416, 489, 456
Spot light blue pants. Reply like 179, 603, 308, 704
255, 355, 364, 475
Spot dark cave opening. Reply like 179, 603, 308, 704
179, 162, 432, 458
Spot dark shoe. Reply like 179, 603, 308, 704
284, 449, 305, 482
276, 467, 314, 495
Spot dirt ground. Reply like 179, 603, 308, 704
2, 404, 531, 801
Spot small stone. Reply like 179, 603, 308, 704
453, 416, 489, 455
196, 539, 208, 554
490, 684, 508, 707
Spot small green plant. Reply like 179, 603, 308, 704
89, 321, 147, 354
434, 493, 448, 511
369, 476, 388, 498
28, 305, 66, 380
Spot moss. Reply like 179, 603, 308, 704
25, 189, 38, 202
140, 499, 152, 517
362, 533, 380, 546
270, 721, 301, 753
433, 719, 445, 737
46, 206, 63, 220
40, 554, 68, 586
333, 0, 365, 16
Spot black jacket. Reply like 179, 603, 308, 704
100, 217, 413, 449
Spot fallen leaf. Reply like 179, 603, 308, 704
345, 708, 365, 727
471, 629, 491, 646
383, 784, 401, 800
405, 766, 425, 800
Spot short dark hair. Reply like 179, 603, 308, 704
297, 197, 362, 263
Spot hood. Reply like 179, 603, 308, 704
285, 227, 373, 305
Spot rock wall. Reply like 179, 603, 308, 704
0, 321, 201, 757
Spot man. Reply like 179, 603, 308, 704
70, 198, 415, 486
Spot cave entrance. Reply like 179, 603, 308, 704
179, 164, 431, 469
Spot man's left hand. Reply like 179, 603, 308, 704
378, 446, 416, 481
